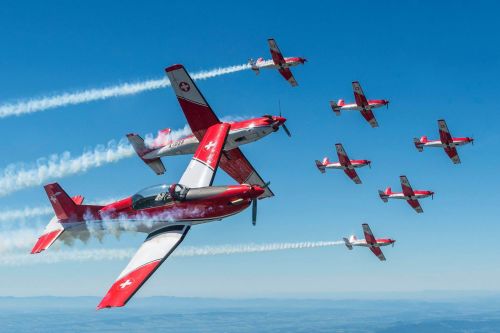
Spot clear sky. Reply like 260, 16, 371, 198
0, 0, 499, 298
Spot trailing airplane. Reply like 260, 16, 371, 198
315, 143, 371, 184
31, 82, 271, 310
128, 64, 286, 199
249, 38, 306, 87
379, 176, 434, 213
414, 119, 473, 164
343, 223, 395, 261
330, 81, 389, 128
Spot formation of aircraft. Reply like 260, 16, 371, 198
378, 176, 434, 213
330, 81, 389, 128
414, 119, 474, 164
30, 37, 475, 308
127, 64, 291, 200
249, 38, 306, 87
315, 143, 371, 184
344, 224, 395, 261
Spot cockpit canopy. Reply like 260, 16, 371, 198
131, 184, 189, 210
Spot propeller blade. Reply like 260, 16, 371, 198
368, 161, 372, 169
282, 123, 292, 137
252, 199, 257, 226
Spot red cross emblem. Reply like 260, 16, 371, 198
179, 82, 190, 92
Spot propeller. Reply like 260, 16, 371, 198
252, 181, 271, 226
278, 100, 292, 137
367, 161, 372, 169
471, 135, 474, 145
386, 100, 390, 109
431, 193, 434, 200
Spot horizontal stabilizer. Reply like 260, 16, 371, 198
343, 237, 353, 250
378, 190, 388, 202
413, 138, 424, 152
315, 160, 326, 173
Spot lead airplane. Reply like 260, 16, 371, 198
330, 81, 389, 128
343, 224, 395, 261
378, 176, 434, 213
31, 121, 268, 309
128, 64, 286, 199
249, 38, 306, 87
414, 119, 473, 164
315, 143, 371, 184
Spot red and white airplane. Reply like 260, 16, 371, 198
378, 176, 434, 213
249, 38, 306, 87
330, 81, 389, 128
30, 69, 275, 311
343, 224, 395, 261
414, 119, 474, 164
127, 64, 287, 199
315, 143, 371, 184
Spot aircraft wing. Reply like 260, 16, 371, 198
165, 64, 220, 141
400, 175, 416, 197
97, 225, 190, 309
179, 123, 230, 188
268, 38, 286, 66
369, 246, 386, 261
278, 68, 298, 87
220, 148, 274, 199
407, 198, 423, 213
344, 168, 361, 184
362, 223, 377, 244
335, 143, 351, 166
360, 109, 379, 128
438, 119, 453, 145
444, 146, 461, 164
352, 81, 369, 107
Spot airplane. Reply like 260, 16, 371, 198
343, 223, 395, 261
330, 81, 389, 128
31, 98, 270, 310
249, 38, 306, 87
414, 119, 474, 164
378, 175, 434, 213
315, 143, 371, 184
127, 64, 288, 199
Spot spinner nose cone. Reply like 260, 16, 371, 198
249, 185, 265, 198
274, 116, 287, 125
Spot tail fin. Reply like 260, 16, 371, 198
413, 137, 424, 152
329, 101, 341, 116
420, 135, 428, 143
248, 58, 260, 74
349, 235, 357, 242
45, 183, 79, 220
343, 237, 353, 250
385, 187, 392, 195
315, 160, 326, 174
44, 183, 103, 222
378, 189, 389, 203
126, 133, 166, 175
322, 157, 330, 165
338, 99, 345, 107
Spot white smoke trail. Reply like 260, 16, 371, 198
0, 196, 122, 223
0, 64, 250, 119
0, 240, 344, 266
0, 126, 191, 197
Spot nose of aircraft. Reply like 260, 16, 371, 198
249, 185, 265, 198
273, 116, 287, 125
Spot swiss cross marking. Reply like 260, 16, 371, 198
50, 191, 62, 203
120, 279, 132, 289
204, 141, 216, 150
179, 82, 190, 92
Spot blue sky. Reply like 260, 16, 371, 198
0, 0, 499, 298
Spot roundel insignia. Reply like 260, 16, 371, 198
179, 81, 190, 92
